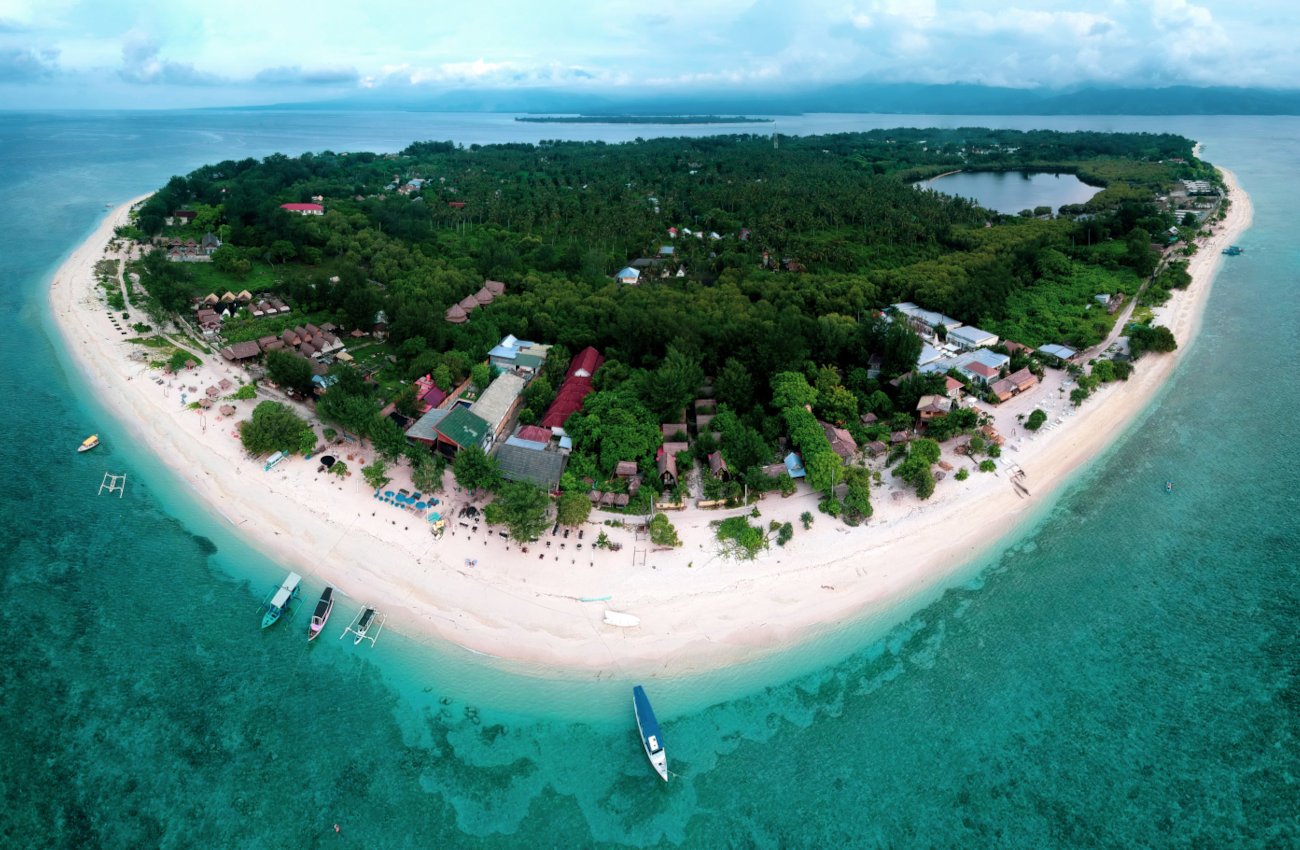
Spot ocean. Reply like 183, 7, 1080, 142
0, 111, 1295, 847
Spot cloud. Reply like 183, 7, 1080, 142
253, 65, 359, 86
118, 33, 225, 85
0, 46, 58, 81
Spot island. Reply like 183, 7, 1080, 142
515, 114, 776, 124
50, 129, 1250, 674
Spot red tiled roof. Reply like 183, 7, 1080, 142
567, 345, 604, 379
516, 425, 551, 443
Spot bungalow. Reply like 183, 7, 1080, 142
484, 280, 506, 297
662, 423, 689, 441
280, 203, 324, 215
989, 367, 1039, 402
944, 376, 964, 399
916, 394, 953, 421
865, 440, 888, 458
615, 460, 639, 479
173, 210, 197, 224
220, 340, 262, 362
200, 232, 222, 256
372, 310, 389, 338
445, 303, 469, 324
1001, 340, 1033, 357
947, 325, 999, 351
657, 441, 689, 487
616, 266, 641, 285
708, 451, 730, 480
820, 422, 858, 460
468, 372, 528, 449
783, 452, 806, 479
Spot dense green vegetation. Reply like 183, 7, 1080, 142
135, 128, 1207, 502
239, 401, 315, 457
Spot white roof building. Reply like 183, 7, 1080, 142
947, 325, 1000, 350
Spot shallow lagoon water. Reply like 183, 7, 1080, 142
1, 111, 1296, 846
922, 169, 1100, 214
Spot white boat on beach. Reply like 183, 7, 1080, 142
604, 610, 640, 628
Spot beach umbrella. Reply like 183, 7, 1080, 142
219, 405, 236, 416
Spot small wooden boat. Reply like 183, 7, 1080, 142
307, 586, 334, 642
1166, 481, 1174, 493
260, 572, 302, 629
78, 435, 100, 453
341, 605, 386, 647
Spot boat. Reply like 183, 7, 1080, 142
260, 571, 302, 629
78, 435, 100, 453
307, 586, 335, 642
341, 604, 386, 647
1222, 245, 1244, 256
1166, 480, 1174, 493
604, 610, 641, 628
632, 685, 669, 782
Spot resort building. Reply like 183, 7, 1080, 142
947, 325, 1000, 351
891, 302, 964, 336
916, 395, 954, 420
494, 442, 568, 491
540, 346, 604, 431
487, 334, 549, 375
468, 372, 528, 450
405, 406, 492, 456
1038, 343, 1078, 364
616, 266, 641, 285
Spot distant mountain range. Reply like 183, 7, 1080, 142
237, 82, 1300, 116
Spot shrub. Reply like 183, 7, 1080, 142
800, 511, 814, 530
1025, 409, 1047, 431
979, 459, 997, 472
955, 468, 969, 481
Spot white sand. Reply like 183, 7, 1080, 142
49, 172, 1251, 675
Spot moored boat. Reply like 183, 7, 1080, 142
341, 604, 386, 647
307, 586, 335, 642
260, 571, 302, 629
78, 435, 99, 453
633, 685, 669, 782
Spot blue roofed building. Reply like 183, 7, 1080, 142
784, 452, 806, 479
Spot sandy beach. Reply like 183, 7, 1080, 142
49, 172, 1251, 676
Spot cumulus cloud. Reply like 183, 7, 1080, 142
253, 65, 359, 85
118, 34, 224, 85
0, 46, 58, 81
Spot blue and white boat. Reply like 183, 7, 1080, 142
260, 571, 301, 629
632, 685, 668, 782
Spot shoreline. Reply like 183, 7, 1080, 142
48, 172, 1252, 677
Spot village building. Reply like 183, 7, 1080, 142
615, 266, 641, 285
657, 441, 689, 486
891, 302, 964, 336
1037, 343, 1078, 365
280, 202, 324, 215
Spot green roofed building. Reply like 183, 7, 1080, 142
406, 404, 490, 456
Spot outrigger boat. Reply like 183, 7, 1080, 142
307, 586, 335, 642
341, 605, 386, 647
260, 571, 302, 629
633, 685, 669, 782
78, 435, 100, 453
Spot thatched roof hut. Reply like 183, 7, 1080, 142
457, 295, 479, 313
484, 279, 506, 296
445, 304, 468, 324
473, 287, 494, 305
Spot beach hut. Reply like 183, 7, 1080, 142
457, 295, 479, 313
445, 303, 468, 324
473, 286, 494, 305
484, 280, 506, 296
219, 404, 237, 417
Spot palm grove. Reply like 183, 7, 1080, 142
129, 128, 1206, 540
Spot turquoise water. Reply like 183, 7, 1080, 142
1, 112, 1296, 847
923, 170, 1100, 214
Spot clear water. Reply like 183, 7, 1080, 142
1, 111, 1296, 847
922, 170, 1100, 214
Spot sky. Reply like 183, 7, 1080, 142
0, 0, 1295, 109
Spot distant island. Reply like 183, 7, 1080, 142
516, 115, 775, 125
